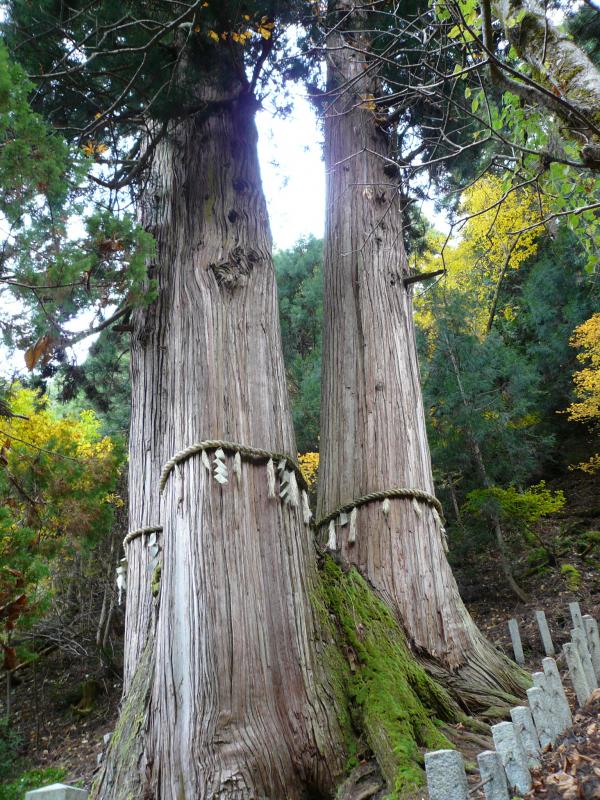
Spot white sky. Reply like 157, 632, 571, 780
258, 93, 325, 251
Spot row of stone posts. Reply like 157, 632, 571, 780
23, 605, 600, 800
425, 602, 600, 800
508, 602, 600, 667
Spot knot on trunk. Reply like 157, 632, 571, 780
210, 246, 260, 290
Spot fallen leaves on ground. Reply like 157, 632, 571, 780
525, 689, 600, 799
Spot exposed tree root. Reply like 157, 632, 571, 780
337, 762, 387, 800
319, 555, 529, 798
318, 557, 458, 797
95, 556, 529, 800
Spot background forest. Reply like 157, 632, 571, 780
0, 0, 599, 797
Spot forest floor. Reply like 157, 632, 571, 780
466, 470, 600, 668
2, 473, 599, 797
525, 689, 600, 800
2, 649, 121, 791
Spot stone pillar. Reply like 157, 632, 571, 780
526, 686, 553, 749
25, 785, 88, 800
572, 627, 597, 690
510, 706, 541, 768
425, 749, 469, 800
542, 656, 572, 734
535, 609, 555, 656
532, 671, 562, 742
569, 601, 585, 633
583, 615, 600, 682
564, 641, 592, 706
477, 750, 511, 800
508, 618, 525, 665
491, 721, 532, 795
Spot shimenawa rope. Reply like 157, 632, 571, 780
316, 486, 443, 529
123, 525, 163, 548
159, 439, 307, 493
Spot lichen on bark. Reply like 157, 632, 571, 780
492, 0, 600, 140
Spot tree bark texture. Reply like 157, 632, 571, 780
95, 57, 346, 799
317, 7, 525, 706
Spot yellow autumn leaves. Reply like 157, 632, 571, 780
415, 175, 544, 336
298, 451, 319, 490
568, 313, 600, 423
566, 313, 600, 473
1, 386, 122, 547
207, 15, 274, 46
82, 140, 108, 158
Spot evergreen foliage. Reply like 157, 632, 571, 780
463, 482, 565, 549
57, 330, 131, 435
421, 292, 552, 488
417, 223, 599, 567
0, 39, 155, 367
275, 236, 323, 452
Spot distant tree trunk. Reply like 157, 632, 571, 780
94, 51, 346, 800
318, 3, 526, 706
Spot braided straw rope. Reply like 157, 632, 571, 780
159, 439, 307, 493
123, 525, 163, 549
316, 487, 443, 529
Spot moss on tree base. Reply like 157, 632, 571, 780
96, 555, 523, 799
318, 556, 457, 797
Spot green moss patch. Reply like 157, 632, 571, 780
318, 557, 456, 797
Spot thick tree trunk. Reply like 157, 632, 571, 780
94, 58, 346, 799
318, 7, 526, 707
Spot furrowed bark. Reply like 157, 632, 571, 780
94, 50, 347, 799
318, 3, 527, 709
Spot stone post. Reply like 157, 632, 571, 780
508, 618, 525, 665
564, 641, 592, 706
477, 750, 511, 800
569, 601, 585, 632
532, 671, 562, 742
25, 785, 88, 800
510, 706, 541, 768
424, 749, 469, 800
491, 721, 532, 795
542, 657, 572, 734
526, 686, 553, 749
583, 615, 600, 682
571, 627, 597, 690
535, 609, 555, 656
